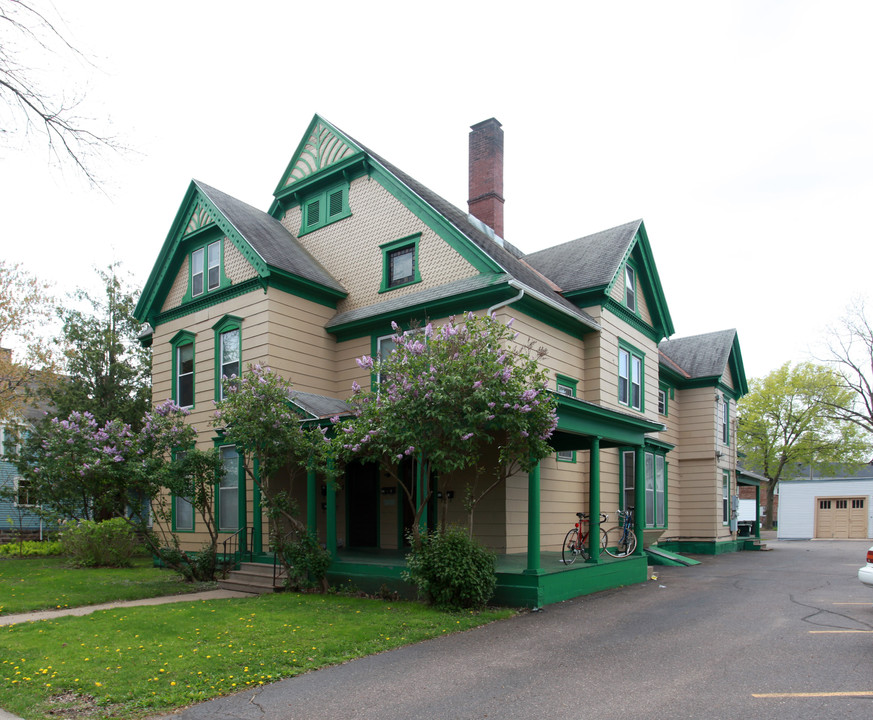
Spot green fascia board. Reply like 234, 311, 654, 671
267, 267, 346, 308
728, 333, 749, 397
604, 298, 662, 343
553, 392, 664, 447
513, 295, 596, 340
154, 277, 263, 327
602, 223, 674, 341
645, 437, 675, 454
269, 154, 369, 217
135, 181, 268, 327
328, 280, 516, 342
562, 285, 610, 306
271, 114, 364, 198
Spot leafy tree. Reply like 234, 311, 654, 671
822, 298, 873, 437
213, 364, 334, 590
737, 362, 871, 529
0, 260, 55, 422
13, 398, 225, 580
42, 263, 150, 429
334, 313, 557, 542
0, 0, 119, 186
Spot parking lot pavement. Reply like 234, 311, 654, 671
150, 538, 873, 720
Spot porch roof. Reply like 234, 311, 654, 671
551, 393, 665, 450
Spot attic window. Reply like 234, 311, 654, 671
380, 234, 422, 292
190, 240, 222, 299
625, 264, 636, 312
298, 182, 351, 236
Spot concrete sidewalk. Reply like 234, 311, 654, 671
0, 588, 250, 626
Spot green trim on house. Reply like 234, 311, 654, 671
555, 374, 579, 396
551, 392, 663, 450
169, 330, 196, 409
618, 338, 646, 413
604, 298, 662, 343
212, 315, 243, 401
655, 539, 744, 555
296, 180, 352, 237
180, 233, 232, 305
379, 234, 422, 293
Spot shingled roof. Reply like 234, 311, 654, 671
333, 126, 600, 332
524, 219, 643, 293
195, 181, 346, 295
658, 329, 738, 380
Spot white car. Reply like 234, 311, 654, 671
860, 546, 873, 590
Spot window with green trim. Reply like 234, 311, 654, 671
658, 389, 667, 415
721, 396, 730, 446
620, 449, 667, 529
213, 316, 242, 400
722, 470, 731, 524
298, 182, 350, 235
218, 445, 241, 532
556, 374, 578, 398
624, 263, 636, 312
170, 331, 196, 409
380, 234, 422, 292
191, 240, 222, 298
618, 341, 644, 411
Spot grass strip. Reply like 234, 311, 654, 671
0, 557, 215, 615
0, 592, 514, 719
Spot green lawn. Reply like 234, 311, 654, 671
0, 592, 514, 720
0, 557, 216, 615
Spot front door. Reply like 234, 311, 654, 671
346, 461, 379, 547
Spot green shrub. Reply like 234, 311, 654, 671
59, 518, 142, 567
156, 543, 218, 582
0, 540, 63, 557
403, 526, 496, 610
280, 531, 332, 591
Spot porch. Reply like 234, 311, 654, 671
241, 547, 648, 608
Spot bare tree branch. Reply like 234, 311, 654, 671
0, 0, 120, 188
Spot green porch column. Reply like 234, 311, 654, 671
754, 484, 761, 540
587, 437, 601, 564
524, 460, 541, 574
416, 456, 426, 535
326, 459, 337, 557
634, 446, 646, 555
306, 466, 317, 538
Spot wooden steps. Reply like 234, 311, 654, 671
218, 562, 285, 594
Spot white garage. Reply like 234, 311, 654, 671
777, 478, 873, 540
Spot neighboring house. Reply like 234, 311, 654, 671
777, 477, 873, 539
0, 404, 50, 542
134, 115, 751, 606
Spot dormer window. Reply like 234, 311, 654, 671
191, 240, 221, 298
625, 264, 636, 312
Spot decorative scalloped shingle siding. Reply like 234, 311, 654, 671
224, 240, 258, 284
282, 176, 478, 313
162, 256, 189, 312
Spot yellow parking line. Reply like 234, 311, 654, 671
808, 630, 873, 634
754, 692, 873, 698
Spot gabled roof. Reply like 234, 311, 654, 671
658, 329, 748, 397
269, 114, 601, 336
525, 219, 675, 342
525, 219, 642, 293
135, 180, 346, 327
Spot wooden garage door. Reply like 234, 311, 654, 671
814, 497, 867, 538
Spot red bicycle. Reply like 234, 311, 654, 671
562, 512, 608, 564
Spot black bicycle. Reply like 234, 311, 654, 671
603, 507, 637, 558
562, 512, 608, 564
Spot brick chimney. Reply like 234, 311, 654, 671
467, 118, 504, 238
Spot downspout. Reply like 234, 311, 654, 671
495, 279, 601, 332
488, 284, 525, 317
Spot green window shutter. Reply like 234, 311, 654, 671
328, 188, 344, 217
306, 199, 321, 227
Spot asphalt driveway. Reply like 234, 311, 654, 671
154, 538, 873, 720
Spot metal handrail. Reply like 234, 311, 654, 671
221, 526, 254, 571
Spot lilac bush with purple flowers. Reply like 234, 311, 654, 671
333, 312, 557, 541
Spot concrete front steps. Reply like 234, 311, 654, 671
218, 562, 286, 594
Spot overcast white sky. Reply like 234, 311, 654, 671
2, 0, 871, 380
